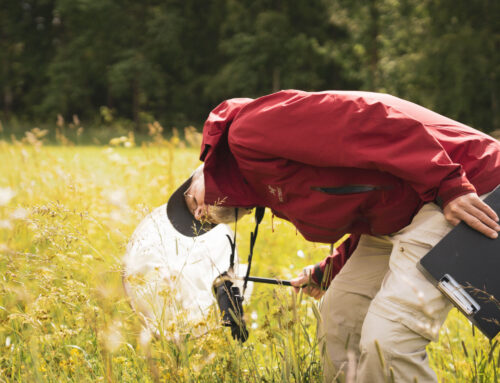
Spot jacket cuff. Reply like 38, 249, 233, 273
312, 263, 324, 286
311, 261, 334, 291
311, 234, 360, 291
437, 175, 476, 208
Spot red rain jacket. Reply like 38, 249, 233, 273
200, 90, 500, 287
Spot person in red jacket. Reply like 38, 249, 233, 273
167, 90, 500, 383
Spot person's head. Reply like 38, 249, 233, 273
167, 164, 252, 237
183, 164, 251, 225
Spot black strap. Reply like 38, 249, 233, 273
243, 207, 265, 294
226, 208, 238, 270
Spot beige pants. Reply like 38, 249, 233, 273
319, 202, 455, 383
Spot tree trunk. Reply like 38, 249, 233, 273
272, 67, 281, 92
492, 71, 498, 131
132, 76, 140, 131
106, 80, 114, 110
2, 47, 12, 119
3, 85, 12, 120
367, 0, 380, 90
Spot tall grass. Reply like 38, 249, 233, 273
0, 128, 498, 382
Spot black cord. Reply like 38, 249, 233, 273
226, 208, 238, 271
243, 207, 265, 294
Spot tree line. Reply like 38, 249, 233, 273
1, 0, 498, 133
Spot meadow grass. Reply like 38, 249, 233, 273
0, 131, 498, 382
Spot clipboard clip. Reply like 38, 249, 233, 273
437, 274, 481, 316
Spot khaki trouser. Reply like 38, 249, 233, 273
319, 202, 456, 383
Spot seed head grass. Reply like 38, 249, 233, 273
0, 130, 498, 382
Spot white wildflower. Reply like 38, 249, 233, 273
108, 152, 127, 164
104, 189, 128, 208
10, 208, 28, 220
0, 220, 12, 229
0, 187, 15, 206
103, 322, 124, 353
109, 210, 125, 222
139, 327, 152, 349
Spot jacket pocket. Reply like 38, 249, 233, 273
311, 185, 386, 195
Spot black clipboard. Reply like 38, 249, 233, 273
417, 185, 500, 340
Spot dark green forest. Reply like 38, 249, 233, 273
1, 0, 498, 133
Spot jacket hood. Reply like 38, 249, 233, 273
200, 98, 261, 207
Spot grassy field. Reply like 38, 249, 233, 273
0, 130, 498, 382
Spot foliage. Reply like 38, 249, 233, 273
1, 0, 497, 132
0, 131, 499, 382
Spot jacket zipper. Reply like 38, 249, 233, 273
311, 185, 386, 195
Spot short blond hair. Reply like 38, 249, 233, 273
191, 163, 252, 224
207, 205, 252, 224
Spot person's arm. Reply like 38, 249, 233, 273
290, 234, 360, 299
230, 91, 499, 237
443, 193, 499, 238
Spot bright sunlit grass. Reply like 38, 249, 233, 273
0, 130, 498, 382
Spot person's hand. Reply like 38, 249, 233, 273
290, 265, 325, 300
443, 193, 500, 239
